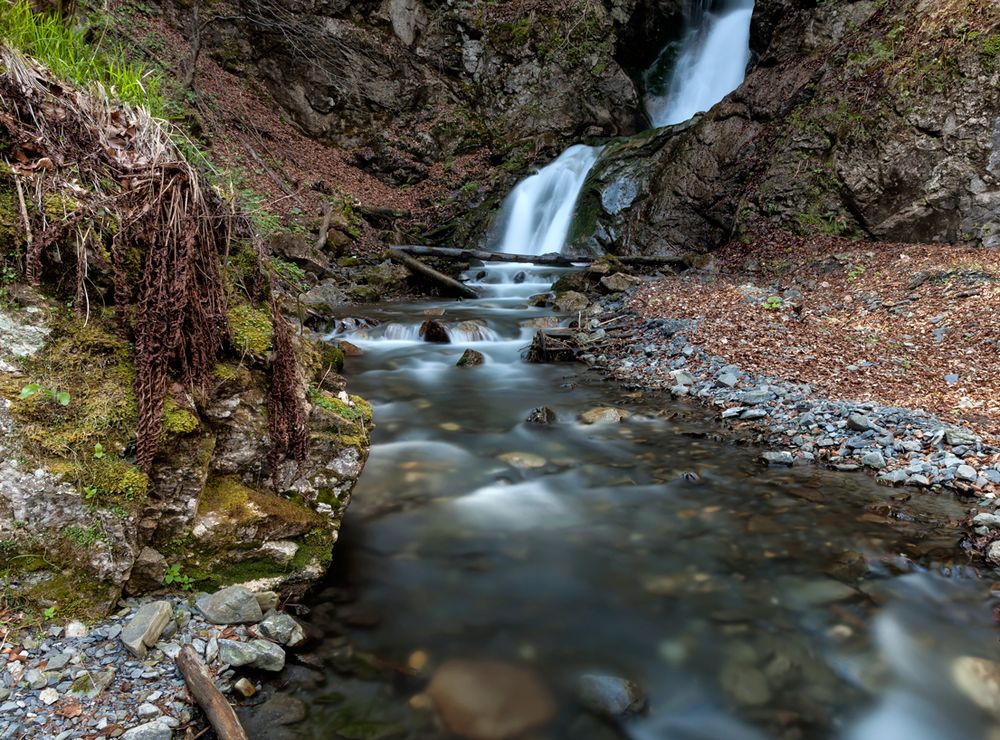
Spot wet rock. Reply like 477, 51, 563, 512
456, 349, 485, 367
526, 407, 557, 425
718, 662, 772, 707
234, 677, 257, 698
121, 722, 173, 740
419, 319, 451, 343
124, 547, 168, 596
238, 694, 307, 736
218, 638, 286, 672
513, 271, 526, 284
761, 451, 794, 466
196, 586, 264, 625
338, 339, 363, 357
599, 273, 641, 293
121, 601, 173, 659
528, 293, 554, 307
426, 659, 556, 740
499, 451, 547, 469
579, 407, 629, 425
576, 674, 647, 718
258, 612, 306, 648
554, 291, 589, 313
453, 320, 497, 342
952, 656, 1000, 719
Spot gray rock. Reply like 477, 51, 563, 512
197, 586, 264, 625
988, 541, 1000, 567
525, 407, 557, 425
847, 413, 877, 432
554, 291, 589, 313
761, 451, 794, 466
945, 427, 979, 447
576, 674, 647, 718
878, 470, 908, 486
973, 513, 1000, 528
38, 688, 58, 706
124, 547, 168, 596
137, 703, 161, 719
218, 639, 285, 672
957, 464, 978, 482
906, 474, 931, 487
64, 621, 87, 638
670, 370, 695, 387
254, 591, 280, 612
718, 662, 772, 707
121, 601, 173, 659
258, 613, 306, 648
861, 451, 887, 470
24, 669, 46, 690
740, 409, 768, 421
599, 273, 641, 293
121, 722, 172, 740
715, 371, 739, 388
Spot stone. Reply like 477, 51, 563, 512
124, 547, 168, 596
258, 613, 306, 648
120, 722, 172, 740
426, 659, 555, 740
715, 371, 739, 388
38, 688, 58, 706
718, 662, 772, 707
418, 319, 450, 343
254, 591, 280, 612
599, 273, 641, 293
761, 451, 794, 466
860, 451, 886, 469
233, 678, 256, 698
847, 413, 877, 432
956, 464, 977, 482
553, 291, 588, 313
218, 639, 285, 672
579, 407, 629, 425
45, 653, 71, 672
121, 601, 173, 659
525, 407, 556, 425
24, 669, 46, 690
740, 409, 768, 421
952, 656, 1000, 720
975, 513, 1000, 528
237, 695, 307, 735
498, 451, 547, 470
575, 674, 647, 718
669, 370, 695, 387
945, 427, 979, 447
456, 349, 485, 367
987, 541, 1000, 567
137, 703, 161, 719
64, 621, 87, 638
196, 586, 264, 625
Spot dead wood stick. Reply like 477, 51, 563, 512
176, 645, 248, 740
388, 249, 478, 299
314, 200, 333, 252
392, 245, 690, 269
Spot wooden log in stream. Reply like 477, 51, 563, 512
387, 248, 479, 299
391, 245, 690, 269
176, 645, 249, 740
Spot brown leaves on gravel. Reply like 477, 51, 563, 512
630, 236, 1000, 444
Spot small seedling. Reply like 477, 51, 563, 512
83, 485, 97, 501
92, 443, 105, 459
763, 296, 783, 310
43, 606, 57, 620
163, 564, 194, 591
19, 384, 71, 406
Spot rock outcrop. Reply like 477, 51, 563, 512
571, 0, 1000, 255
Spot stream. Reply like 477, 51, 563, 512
279, 264, 1000, 740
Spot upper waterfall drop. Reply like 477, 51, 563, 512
490, 144, 602, 256
646, 0, 755, 128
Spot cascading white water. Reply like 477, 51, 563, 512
646, 0, 754, 127
490, 144, 601, 256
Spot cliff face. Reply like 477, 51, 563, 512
571, 0, 1000, 256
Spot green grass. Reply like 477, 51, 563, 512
0, 1, 163, 114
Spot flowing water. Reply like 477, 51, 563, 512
490, 146, 603, 256
645, 0, 755, 127
279, 265, 1000, 740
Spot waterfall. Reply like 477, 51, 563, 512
490, 144, 602, 256
646, 0, 754, 127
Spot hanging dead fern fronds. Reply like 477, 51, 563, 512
0, 44, 231, 472
267, 295, 308, 489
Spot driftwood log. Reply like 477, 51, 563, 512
176, 645, 249, 740
391, 245, 690, 269
387, 249, 479, 299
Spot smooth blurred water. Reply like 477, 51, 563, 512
282, 265, 1000, 740
646, 0, 755, 127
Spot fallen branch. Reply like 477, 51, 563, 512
388, 248, 478, 299
176, 645, 249, 740
391, 245, 691, 269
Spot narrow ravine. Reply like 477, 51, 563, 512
272, 265, 996, 740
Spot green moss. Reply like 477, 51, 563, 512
198, 475, 323, 528
982, 33, 1000, 70
90, 457, 149, 500
42, 193, 79, 221
162, 398, 199, 436
320, 344, 345, 374
228, 303, 272, 355
197, 475, 251, 518
21, 571, 117, 621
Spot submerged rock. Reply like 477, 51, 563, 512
425, 659, 556, 740
526, 407, 557, 425
952, 656, 1000, 719
576, 674, 647, 718
419, 319, 450, 343
579, 407, 629, 425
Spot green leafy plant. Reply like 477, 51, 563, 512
83, 485, 98, 501
92, 442, 105, 459
847, 264, 866, 281
163, 563, 194, 591
43, 606, 57, 620
19, 384, 71, 406
763, 296, 783, 311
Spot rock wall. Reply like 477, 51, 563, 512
570, 0, 1000, 256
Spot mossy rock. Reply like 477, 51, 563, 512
228, 303, 273, 355
162, 397, 199, 437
